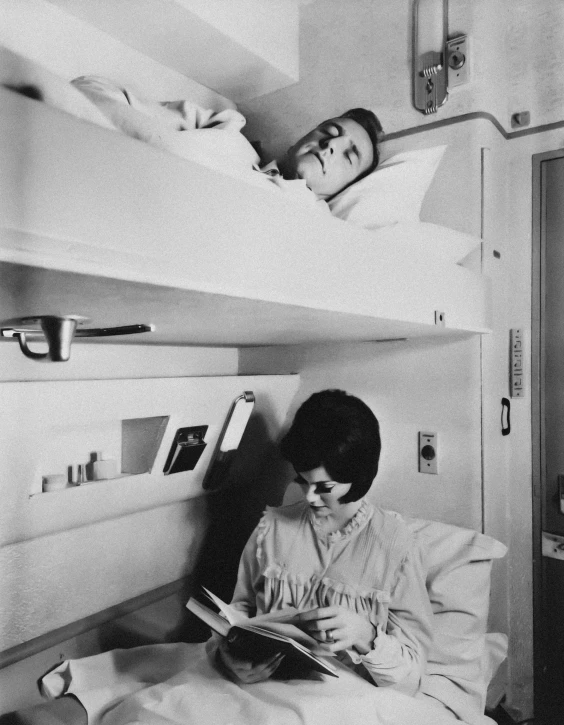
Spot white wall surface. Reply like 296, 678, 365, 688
240, 337, 483, 528
240, 0, 564, 160
0, 0, 235, 108
0, 373, 300, 654
41, 0, 300, 102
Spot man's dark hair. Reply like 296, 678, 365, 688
342, 107, 383, 179
280, 389, 381, 504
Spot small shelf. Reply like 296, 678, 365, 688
31, 474, 133, 497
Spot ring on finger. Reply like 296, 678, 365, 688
326, 630, 334, 642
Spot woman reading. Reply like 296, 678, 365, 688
215, 389, 433, 695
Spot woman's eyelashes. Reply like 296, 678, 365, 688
294, 478, 335, 494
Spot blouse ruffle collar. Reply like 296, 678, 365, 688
308, 498, 373, 543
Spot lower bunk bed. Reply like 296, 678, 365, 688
0, 517, 507, 725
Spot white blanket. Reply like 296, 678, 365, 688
0, 46, 327, 212
41, 642, 496, 725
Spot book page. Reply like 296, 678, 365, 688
186, 597, 230, 636
247, 621, 322, 650
202, 587, 303, 627
202, 587, 249, 625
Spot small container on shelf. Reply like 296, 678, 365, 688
90, 451, 118, 481
42, 474, 69, 493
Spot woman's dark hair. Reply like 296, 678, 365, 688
342, 107, 384, 177
280, 389, 381, 503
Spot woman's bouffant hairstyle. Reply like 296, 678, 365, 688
280, 389, 381, 503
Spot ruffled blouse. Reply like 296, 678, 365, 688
230, 500, 433, 696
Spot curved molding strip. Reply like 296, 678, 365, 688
384, 110, 564, 143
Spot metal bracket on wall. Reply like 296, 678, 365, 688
1, 315, 154, 362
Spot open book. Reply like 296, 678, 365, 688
186, 588, 338, 678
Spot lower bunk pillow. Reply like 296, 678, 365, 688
395, 514, 508, 724
328, 146, 447, 229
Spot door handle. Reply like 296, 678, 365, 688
558, 474, 564, 514
501, 397, 511, 436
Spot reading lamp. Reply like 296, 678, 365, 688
413, 0, 449, 114
203, 391, 255, 490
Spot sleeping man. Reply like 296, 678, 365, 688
69, 75, 383, 210
2, 48, 383, 212
260, 107, 383, 206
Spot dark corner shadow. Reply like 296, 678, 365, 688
170, 412, 291, 643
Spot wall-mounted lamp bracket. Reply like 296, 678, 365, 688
203, 391, 255, 491
413, 0, 449, 114
1, 315, 154, 362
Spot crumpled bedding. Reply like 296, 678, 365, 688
0, 46, 325, 210
70, 75, 264, 184
68, 76, 326, 213
40, 642, 496, 725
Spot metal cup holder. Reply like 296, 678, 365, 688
1, 316, 154, 362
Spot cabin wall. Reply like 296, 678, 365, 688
481, 124, 564, 720
240, 0, 564, 159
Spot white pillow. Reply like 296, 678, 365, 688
394, 222, 482, 265
402, 516, 507, 725
328, 145, 447, 230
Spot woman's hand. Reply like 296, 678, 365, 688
217, 638, 285, 684
297, 606, 376, 655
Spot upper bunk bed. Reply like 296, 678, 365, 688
0, 13, 491, 349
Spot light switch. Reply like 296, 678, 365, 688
419, 432, 438, 474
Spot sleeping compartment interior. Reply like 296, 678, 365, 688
0, 0, 532, 722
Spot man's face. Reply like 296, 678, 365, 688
286, 117, 374, 200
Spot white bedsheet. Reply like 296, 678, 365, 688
41, 642, 496, 725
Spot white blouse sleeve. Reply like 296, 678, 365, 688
358, 541, 433, 696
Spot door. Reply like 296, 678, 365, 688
533, 150, 564, 714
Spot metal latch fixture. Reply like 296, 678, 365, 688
1, 315, 154, 362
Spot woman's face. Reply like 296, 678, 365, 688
295, 465, 361, 526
